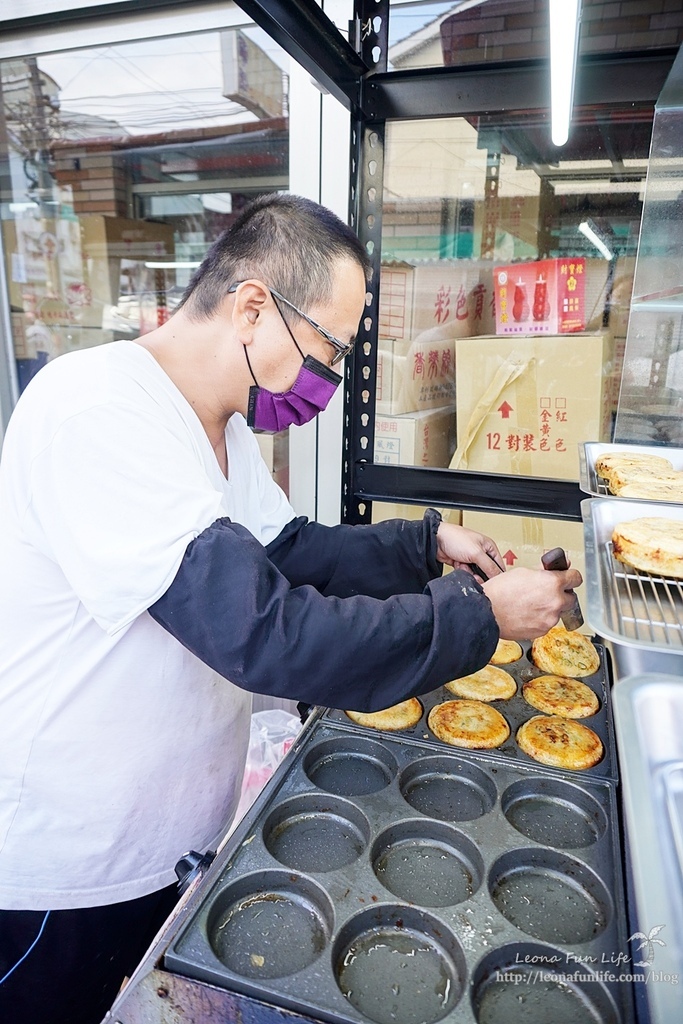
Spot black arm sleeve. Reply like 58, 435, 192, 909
149, 517, 498, 712
265, 508, 443, 599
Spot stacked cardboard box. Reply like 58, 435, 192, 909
377, 259, 496, 418
452, 330, 615, 481
371, 502, 461, 527
377, 334, 456, 416
3, 214, 175, 344
374, 406, 455, 469
379, 260, 496, 345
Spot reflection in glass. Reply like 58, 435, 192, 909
615, 46, 683, 445
0, 29, 289, 391
388, 0, 683, 73
378, 107, 650, 478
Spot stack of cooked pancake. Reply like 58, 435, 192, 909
595, 450, 683, 501
591, 449, 683, 580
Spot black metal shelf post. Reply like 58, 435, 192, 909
342, 0, 389, 525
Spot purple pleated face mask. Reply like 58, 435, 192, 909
247, 355, 342, 432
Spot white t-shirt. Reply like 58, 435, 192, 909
0, 341, 295, 909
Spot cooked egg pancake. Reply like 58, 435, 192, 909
517, 715, 603, 770
489, 639, 523, 665
604, 464, 681, 495
531, 624, 600, 678
612, 516, 683, 579
617, 477, 683, 501
594, 451, 672, 480
522, 675, 599, 719
345, 698, 423, 731
428, 699, 510, 749
445, 664, 517, 701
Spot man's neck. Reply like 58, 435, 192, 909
134, 312, 243, 446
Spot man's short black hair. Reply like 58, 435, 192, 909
177, 193, 372, 322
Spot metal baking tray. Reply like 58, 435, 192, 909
165, 716, 634, 1024
612, 674, 683, 1024
582, 497, 683, 677
579, 441, 683, 502
323, 639, 617, 781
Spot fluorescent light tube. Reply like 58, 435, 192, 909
550, 0, 582, 147
579, 219, 614, 261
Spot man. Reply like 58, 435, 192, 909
0, 194, 580, 1023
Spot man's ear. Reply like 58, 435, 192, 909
230, 280, 270, 340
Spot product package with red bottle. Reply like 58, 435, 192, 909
493, 258, 586, 335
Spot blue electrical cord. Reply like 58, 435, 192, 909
0, 910, 51, 985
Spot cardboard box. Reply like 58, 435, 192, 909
411, 263, 490, 338
3, 216, 84, 319
379, 262, 415, 346
453, 331, 614, 481
376, 339, 406, 415
375, 406, 456, 468
379, 260, 496, 347
3, 215, 175, 334
377, 333, 457, 416
80, 215, 175, 329
255, 429, 289, 495
371, 502, 461, 527
473, 194, 541, 254
461, 510, 589, 633
493, 258, 586, 335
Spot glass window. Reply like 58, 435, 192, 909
388, 0, 683, 73
614, 46, 683, 445
0, 27, 288, 392
377, 103, 652, 482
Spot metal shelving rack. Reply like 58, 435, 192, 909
2, 0, 675, 522
233, 1, 678, 528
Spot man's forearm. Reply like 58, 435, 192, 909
266, 510, 443, 599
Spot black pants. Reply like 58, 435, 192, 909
0, 884, 179, 1024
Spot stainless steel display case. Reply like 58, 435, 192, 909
614, 45, 683, 446
612, 674, 683, 1024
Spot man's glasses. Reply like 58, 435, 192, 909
229, 282, 355, 366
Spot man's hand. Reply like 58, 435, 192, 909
436, 522, 505, 582
482, 565, 583, 640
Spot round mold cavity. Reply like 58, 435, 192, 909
399, 755, 497, 822
471, 942, 620, 1024
488, 848, 612, 944
303, 735, 397, 796
334, 904, 466, 1024
263, 793, 370, 873
501, 777, 608, 849
371, 818, 484, 907
206, 870, 334, 980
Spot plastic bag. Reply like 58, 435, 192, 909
232, 709, 302, 824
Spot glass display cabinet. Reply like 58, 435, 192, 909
340, 0, 681, 596
615, 43, 683, 446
